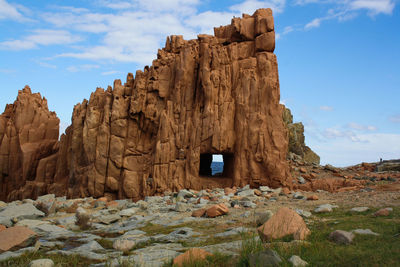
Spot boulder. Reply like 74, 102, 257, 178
173, 248, 212, 266
206, 204, 229, 218
0, 226, 36, 252
329, 230, 354, 245
29, 259, 54, 267
248, 249, 282, 267
257, 207, 310, 241
288, 255, 308, 266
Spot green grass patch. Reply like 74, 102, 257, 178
0, 251, 98, 267
270, 207, 400, 266
162, 252, 234, 267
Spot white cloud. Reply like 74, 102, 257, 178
350, 0, 395, 15
319, 105, 333, 111
0, 0, 25, 21
389, 115, 400, 123
322, 127, 363, 142
311, 133, 400, 166
101, 70, 120, 75
66, 64, 100, 72
230, 0, 286, 14
347, 122, 377, 131
305, 17, 323, 29
185, 11, 235, 35
0, 29, 81, 50
302, 0, 396, 30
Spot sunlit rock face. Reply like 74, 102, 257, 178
0, 8, 292, 201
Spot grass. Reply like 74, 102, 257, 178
269, 207, 400, 267
162, 252, 234, 267
0, 251, 98, 267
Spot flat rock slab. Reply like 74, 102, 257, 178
0, 226, 36, 252
0, 203, 44, 226
350, 207, 369, 212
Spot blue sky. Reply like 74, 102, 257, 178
0, 0, 399, 166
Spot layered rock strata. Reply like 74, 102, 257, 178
0, 8, 292, 201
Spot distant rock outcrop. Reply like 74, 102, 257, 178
282, 106, 320, 165
1, 8, 293, 201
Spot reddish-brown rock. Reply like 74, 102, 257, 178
0, 224, 6, 232
307, 195, 318, 201
0, 226, 36, 252
192, 208, 206, 217
0, 9, 292, 201
173, 248, 212, 266
0, 86, 59, 201
206, 203, 229, 218
257, 207, 310, 241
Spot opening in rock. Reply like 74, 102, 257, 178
199, 153, 234, 177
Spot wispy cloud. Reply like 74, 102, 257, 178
230, 0, 287, 14
346, 122, 377, 131
101, 70, 120, 75
319, 105, 334, 111
303, 0, 396, 30
0, 29, 81, 50
0, 0, 28, 21
389, 114, 400, 123
66, 64, 100, 72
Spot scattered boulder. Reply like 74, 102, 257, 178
307, 195, 318, 201
29, 259, 54, 267
0, 226, 36, 252
314, 204, 338, 213
206, 204, 229, 218
248, 249, 282, 267
350, 207, 369, 213
113, 239, 136, 252
173, 248, 212, 266
192, 209, 206, 217
257, 207, 310, 241
255, 210, 274, 226
352, 229, 379, 236
329, 230, 354, 245
288, 255, 308, 267
374, 208, 392, 217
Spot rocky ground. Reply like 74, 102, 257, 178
0, 162, 399, 267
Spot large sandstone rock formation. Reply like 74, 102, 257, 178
282, 106, 320, 165
0, 8, 292, 201
0, 87, 59, 201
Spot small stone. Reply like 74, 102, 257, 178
299, 168, 307, 173
206, 204, 229, 218
374, 208, 392, 217
173, 248, 212, 267
288, 255, 308, 266
0, 224, 6, 232
29, 259, 54, 267
329, 230, 354, 245
248, 249, 282, 267
259, 186, 272, 192
254, 189, 262, 196
350, 207, 369, 213
298, 177, 306, 184
314, 204, 337, 213
175, 202, 189, 212
113, 239, 136, 252
191, 209, 206, 217
307, 195, 318, 201
282, 187, 290, 195
296, 209, 312, 218
293, 192, 305, 200
352, 229, 379, 236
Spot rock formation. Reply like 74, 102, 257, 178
0, 87, 59, 201
282, 106, 320, 165
0, 8, 293, 201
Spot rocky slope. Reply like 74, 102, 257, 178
0, 8, 293, 201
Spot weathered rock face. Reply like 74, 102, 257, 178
0, 86, 59, 201
282, 106, 320, 165
1, 8, 292, 201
